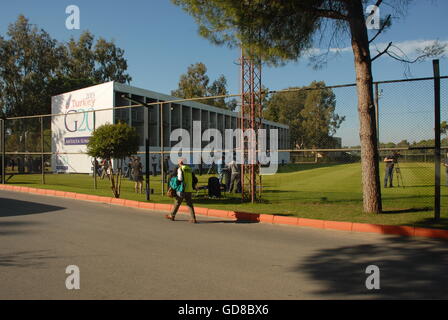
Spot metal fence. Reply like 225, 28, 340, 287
1, 74, 447, 221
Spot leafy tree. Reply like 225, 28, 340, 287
171, 62, 237, 109
64, 31, 95, 81
172, 62, 209, 99
265, 81, 344, 149
93, 37, 132, 84
0, 16, 132, 119
172, 0, 445, 213
0, 15, 64, 118
86, 122, 139, 198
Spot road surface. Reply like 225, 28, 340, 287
1, 190, 447, 299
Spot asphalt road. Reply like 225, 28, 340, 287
1, 189, 447, 300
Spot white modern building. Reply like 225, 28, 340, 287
51, 81, 290, 173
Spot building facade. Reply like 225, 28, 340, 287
51, 81, 289, 173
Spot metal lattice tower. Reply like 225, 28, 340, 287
239, 49, 263, 203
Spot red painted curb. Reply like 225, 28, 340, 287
178, 205, 191, 214
273, 215, 299, 226
299, 218, 325, 229
138, 202, 155, 210
229, 211, 260, 222
259, 214, 274, 223
382, 225, 415, 237
195, 207, 209, 216
207, 209, 231, 218
98, 196, 113, 203
45, 190, 56, 196
75, 193, 88, 200
154, 203, 173, 212
2, 185, 448, 240
55, 191, 66, 197
324, 221, 353, 232
110, 198, 125, 206
414, 227, 448, 239
124, 200, 140, 208
64, 192, 77, 199
352, 223, 383, 234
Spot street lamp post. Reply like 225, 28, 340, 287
121, 95, 152, 201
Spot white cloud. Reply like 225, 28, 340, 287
310, 39, 448, 58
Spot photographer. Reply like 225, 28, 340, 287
384, 152, 399, 188
444, 152, 448, 187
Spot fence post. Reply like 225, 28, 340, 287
1, 118, 5, 184
433, 59, 441, 221
93, 110, 97, 190
374, 83, 380, 148
40, 116, 45, 184
160, 102, 164, 195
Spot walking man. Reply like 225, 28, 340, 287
166, 158, 197, 223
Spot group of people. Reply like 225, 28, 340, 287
126, 157, 144, 193
383, 151, 448, 187
6, 157, 41, 173
92, 158, 112, 180
216, 157, 242, 193
92, 157, 144, 193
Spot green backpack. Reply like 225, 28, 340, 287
169, 176, 184, 193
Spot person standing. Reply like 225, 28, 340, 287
100, 159, 108, 179
383, 153, 397, 188
228, 160, 240, 193
132, 157, 143, 193
444, 153, 448, 187
216, 156, 225, 185
165, 158, 197, 223
163, 156, 170, 182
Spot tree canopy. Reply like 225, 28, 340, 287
0, 15, 132, 118
171, 62, 237, 110
86, 122, 139, 161
264, 81, 345, 149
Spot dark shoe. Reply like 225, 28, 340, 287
165, 214, 175, 221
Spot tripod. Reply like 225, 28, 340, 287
394, 162, 405, 188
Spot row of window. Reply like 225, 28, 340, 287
114, 92, 289, 149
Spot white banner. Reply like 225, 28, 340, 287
51, 82, 114, 173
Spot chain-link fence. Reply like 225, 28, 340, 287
1, 75, 446, 225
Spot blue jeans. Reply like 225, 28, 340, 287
384, 167, 394, 187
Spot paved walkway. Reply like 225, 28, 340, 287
1, 190, 447, 299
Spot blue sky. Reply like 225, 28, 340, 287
1, 0, 447, 146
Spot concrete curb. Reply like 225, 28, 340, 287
1, 184, 447, 240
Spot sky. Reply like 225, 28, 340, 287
1, 0, 447, 146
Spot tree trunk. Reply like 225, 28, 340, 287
347, 1, 382, 213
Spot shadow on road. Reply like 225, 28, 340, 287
0, 250, 60, 268
0, 221, 41, 236
0, 197, 65, 218
298, 236, 448, 299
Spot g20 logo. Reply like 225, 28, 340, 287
64, 108, 94, 133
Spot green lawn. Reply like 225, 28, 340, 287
4, 162, 448, 229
